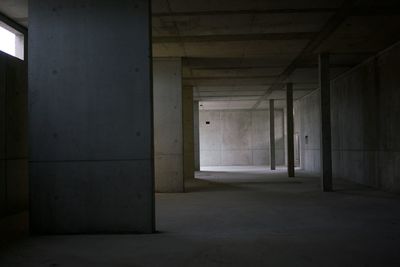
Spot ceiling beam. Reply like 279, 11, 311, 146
184, 77, 318, 86
252, 0, 361, 109
153, 8, 337, 17
188, 64, 354, 70
153, 32, 315, 43
153, 6, 400, 18
199, 94, 264, 97
182, 57, 361, 69
184, 75, 278, 80
198, 87, 317, 92
352, 6, 400, 16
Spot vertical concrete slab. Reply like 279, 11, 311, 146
0, 50, 29, 241
6, 160, 28, 214
199, 109, 285, 167
29, 0, 154, 233
297, 90, 321, 174
319, 54, 333, 192
251, 110, 268, 166
199, 111, 222, 166
0, 57, 5, 217
183, 87, 195, 181
286, 83, 295, 177
269, 100, 276, 170
297, 41, 400, 193
6, 58, 28, 159
0, 55, 5, 161
153, 58, 183, 192
222, 111, 252, 165
377, 44, 400, 192
275, 110, 285, 166
193, 101, 200, 171
283, 107, 288, 166
0, 160, 5, 218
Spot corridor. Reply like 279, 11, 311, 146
1, 167, 400, 266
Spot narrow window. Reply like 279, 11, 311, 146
0, 23, 24, 60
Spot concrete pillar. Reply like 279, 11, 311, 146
29, 0, 154, 234
153, 58, 183, 192
269, 99, 276, 170
286, 83, 295, 177
0, 51, 29, 241
319, 54, 333, 192
193, 100, 200, 171
183, 87, 195, 182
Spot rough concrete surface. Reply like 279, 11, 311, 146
28, 0, 154, 233
1, 167, 400, 266
200, 110, 285, 166
297, 42, 400, 193
296, 89, 321, 174
183, 87, 195, 181
193, 101, 200, 171
0, 50, 28, 240
153, 58, 183, 192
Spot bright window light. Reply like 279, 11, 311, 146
0, 24, 24, 60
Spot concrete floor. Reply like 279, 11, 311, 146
1, 166, 400, 266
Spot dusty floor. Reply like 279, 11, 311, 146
1, 166, 400, 266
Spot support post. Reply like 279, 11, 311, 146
319, 53, 333, 192
193, 101, 200, 171
29, 0, 154, 234
286, 83, 295, 177
183, 86, 195, 182
269, 99, 276, 170
153, 58, 183, 193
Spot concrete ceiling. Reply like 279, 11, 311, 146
1, 0, 400, 110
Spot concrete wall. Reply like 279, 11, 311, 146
0, 51, 29, 242
297, 42, 400, 193
331, 43, 400, 193
295, 90, 321, 173
29, 0, 154, 233
199, 109, 285, 166
153, 58, 183, 192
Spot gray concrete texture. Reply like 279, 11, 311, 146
319, 54, 333, 191
0, 50, 29, 241
200, 109, 284, 166
153, 58, 183, 192
297, 41, 400, 193
286, 83, 295, 177
3, 1, 400, 108
183, 86, 195, 181
28, 0, 154, 233
193, 101, 200, 171
295, 90, 321, 173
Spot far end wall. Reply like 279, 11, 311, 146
199, 109, 285, 166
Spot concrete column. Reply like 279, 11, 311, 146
29, 0, 154, 234
0, 51, 29, 240
286, 83, 295, 177
319, 54, 333, 192
193, 100, 200, 171
183, 87, 195, 182
269, 99, 276, 170
153, 58, 183, 193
